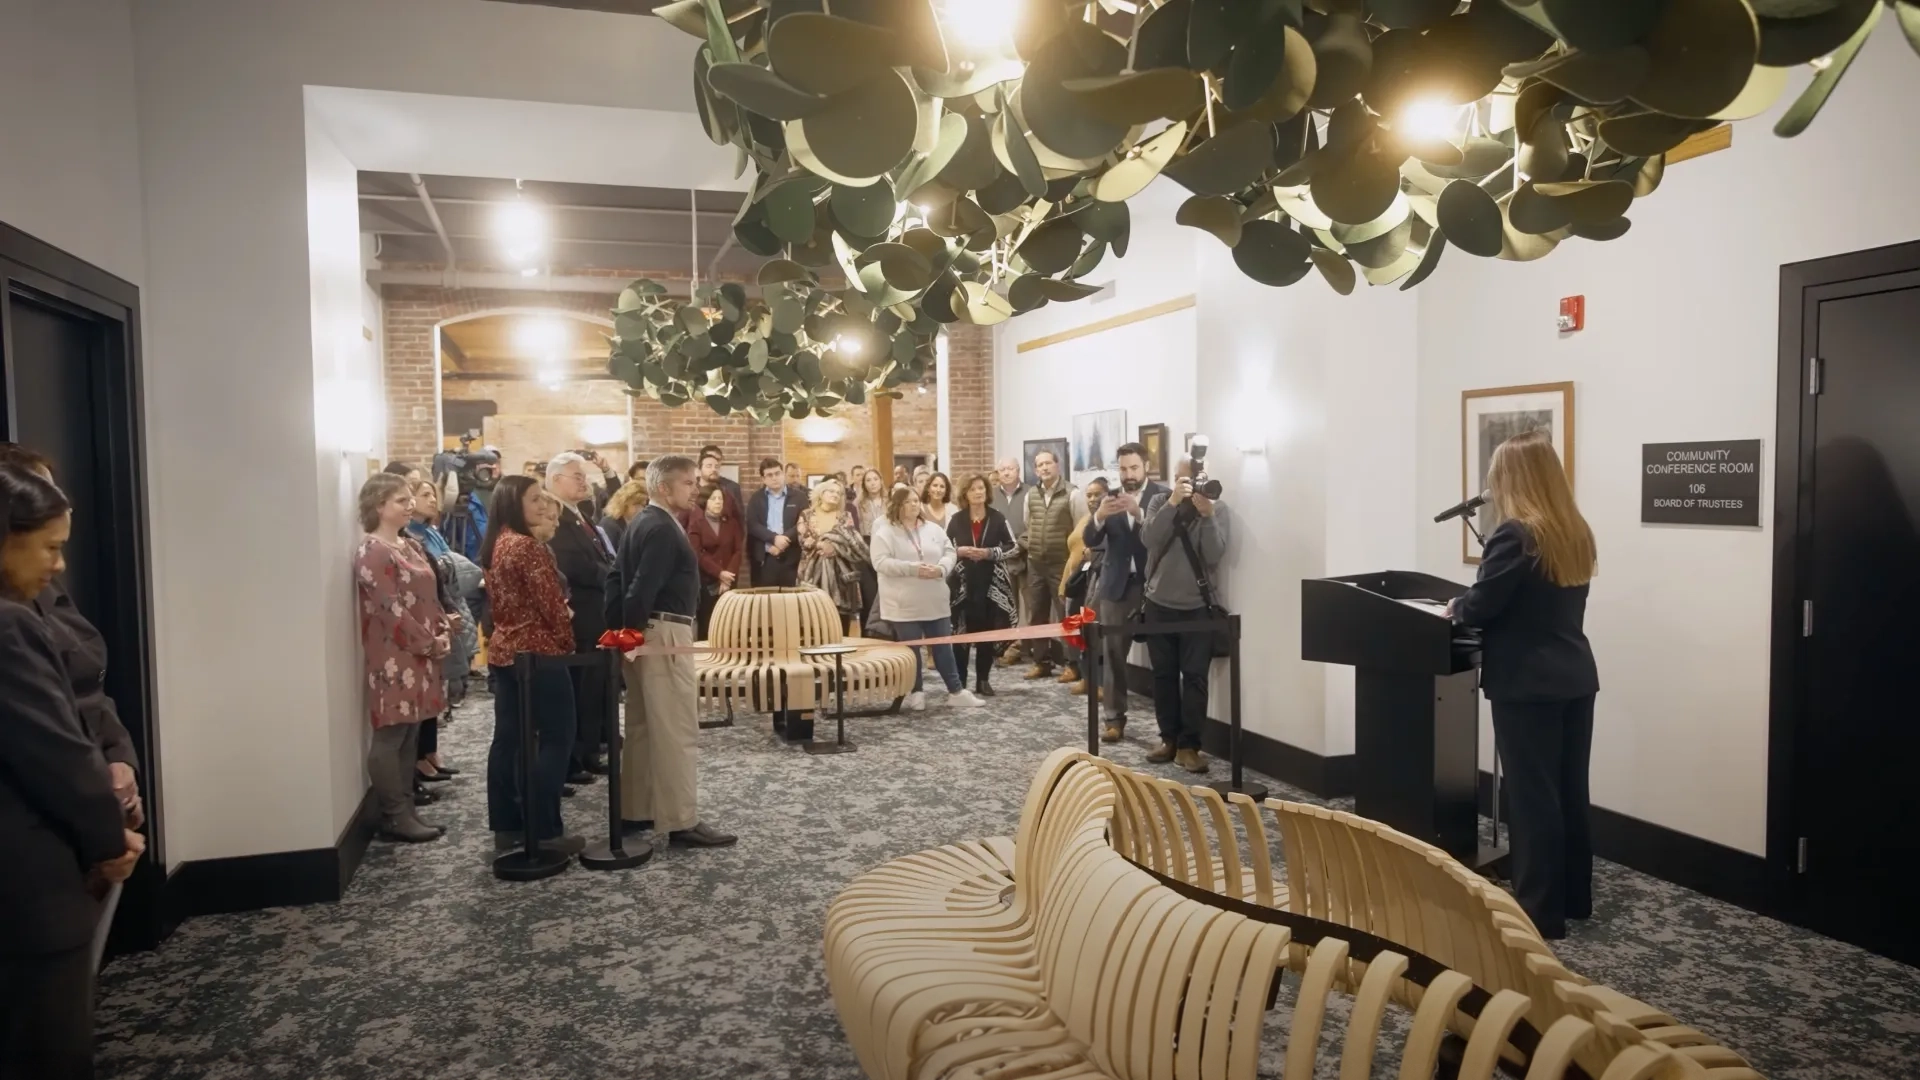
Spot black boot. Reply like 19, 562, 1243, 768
975, 675, 995, 697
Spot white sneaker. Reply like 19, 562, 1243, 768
905, 691, 926, 712
948, 689, 983, 708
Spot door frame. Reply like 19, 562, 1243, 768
1769, 239, 1920, 935
0, 221, 163, 953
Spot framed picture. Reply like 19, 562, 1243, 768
1071, 408, 1127, 475
1138, 423, 1170, 481
1461, 381, 1575, 564
1023, 437, 1069, 487
1183, 432, 1197, 454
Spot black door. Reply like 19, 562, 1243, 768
1774, 243, 1920, 967
0, 223, 161, 955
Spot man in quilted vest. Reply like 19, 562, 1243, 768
1019, 449, 1086, 678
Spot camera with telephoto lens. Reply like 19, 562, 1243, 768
433, 432, 501, 497
1188, 435, 1223, 500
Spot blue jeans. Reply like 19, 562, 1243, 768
897, 616, 963, 694
488, 659, 575, 840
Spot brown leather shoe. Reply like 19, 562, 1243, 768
669, 822, 738, 848
1175, 748, 1209, 774
1100, 721, 1125, 744
1025, 664, 1053, 680
1056, 666, 1079, 684
1069, 680, 1089, 696
1146, 742, 1176, 764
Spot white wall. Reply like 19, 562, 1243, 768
131, 0, 707, 864
1415, 23, 1920, 856
994, 180, 1201, 477
1192, 243, 1420, 754
0, 0, 145, 283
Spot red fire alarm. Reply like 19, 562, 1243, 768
1558, 295, 1585, 333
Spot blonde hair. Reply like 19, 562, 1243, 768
604, 479, 650, 521
1487, 430, 1595, 587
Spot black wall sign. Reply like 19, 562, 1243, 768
1642, 440, 1762, 526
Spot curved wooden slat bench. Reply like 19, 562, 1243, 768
695, 587, 915, 724
826, 749, 1764, 1080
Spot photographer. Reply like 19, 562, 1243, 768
1083, 442, 1169, 741
1140, 456, 1231, 773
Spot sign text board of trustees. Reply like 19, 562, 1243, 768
1642, 440, 1761, 526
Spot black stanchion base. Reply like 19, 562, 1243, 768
1470, 844, 1509, 880
580, 837, 654, 870
803, 739, 857, 756
1205, 779, 1270, 802
492, 848, 571, 882
698, 717, 734, 730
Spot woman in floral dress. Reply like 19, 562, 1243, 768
354, 472, 450, 843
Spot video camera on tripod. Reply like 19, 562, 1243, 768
432, 432, 501, 497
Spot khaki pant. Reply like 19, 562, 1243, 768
620, 620, 699, 834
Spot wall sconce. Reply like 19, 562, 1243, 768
798, 416, 846, 445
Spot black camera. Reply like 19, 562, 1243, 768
1188, 435, 1223, 500
432, 433, 500, 497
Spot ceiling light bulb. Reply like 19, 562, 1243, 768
1398, 98, 1465, 143
939, 0, 1019, 52
496, 199, 546, 264
834, 334, 864, 359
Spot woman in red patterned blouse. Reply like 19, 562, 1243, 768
354, 473, 449, 844
478, 475, 582, 855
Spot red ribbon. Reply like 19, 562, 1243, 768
597, 628, 646, 651
1061, 609, 1095, 650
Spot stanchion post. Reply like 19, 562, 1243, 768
583, 649, 651, 870
1083, 621, 1102, 756
493, 654, 571, 881
1208, 613, 1268, 802
801, 644, 858, 755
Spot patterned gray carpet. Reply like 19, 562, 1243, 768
94, 674, 1919, 1079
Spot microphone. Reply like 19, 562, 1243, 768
1433, 491, 1488, 523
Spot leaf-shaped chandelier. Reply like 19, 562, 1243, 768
612, 0, 1916, 418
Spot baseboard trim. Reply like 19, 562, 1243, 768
1122, 664, 1355, 798
165, 787, 376, 922
1477, 771, 1769, 916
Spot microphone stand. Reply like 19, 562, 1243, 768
1464, 514, 1485, 548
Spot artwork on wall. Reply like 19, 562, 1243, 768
1023, 438, 1069, 488
1461, 382, 1575, 564
1183, 432, 1198, 455
1138, 424, 1170, 482
1071, 409, 1127, 476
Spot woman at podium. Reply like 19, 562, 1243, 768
1449, 431, 1599, 940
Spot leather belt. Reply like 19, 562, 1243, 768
651, 612, 695, 627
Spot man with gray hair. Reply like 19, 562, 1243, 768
1139, 456, 1230, 774
604, 454, 736, 849
546, 452, 614, 780
990, 456, 1030, 666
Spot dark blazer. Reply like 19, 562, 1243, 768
607, 504, 700, 632
549, 503, 613, 650
1454, 519, 1600, 703
744, 486, 803, 580
1081, 479, 1170, 603
0, 598, 127, 956
32, 582, 137, 770
681, 508, 745, 588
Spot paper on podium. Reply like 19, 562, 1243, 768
1396, 597, 1451, 617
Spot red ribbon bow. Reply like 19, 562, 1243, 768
1061, 609, 1096, 650
596, 628, 646, 652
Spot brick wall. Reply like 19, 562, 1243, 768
945, 324, 994, 483
380, 280, 993, 496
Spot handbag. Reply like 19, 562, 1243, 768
1175, 522, 1233, 658
1064, 557, 1095, 606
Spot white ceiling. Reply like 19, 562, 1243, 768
306, 86, 749, 194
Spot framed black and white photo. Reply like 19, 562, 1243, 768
1138, 423, 1169, 481
1023, 437, 1069, 487
1461, 382, 1575, 564
1071, 408, 1127, 476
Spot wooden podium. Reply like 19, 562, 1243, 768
1302, 571, 1503, 871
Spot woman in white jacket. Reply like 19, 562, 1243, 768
870, 485, 983, 711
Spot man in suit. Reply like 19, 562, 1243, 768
545, 453, 614, 779
606, 455, 735, 849
1082, 442, 1170, 742
783, 462, 811, 510
745, 457, 802, 586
